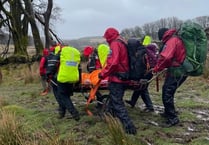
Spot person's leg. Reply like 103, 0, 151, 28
109, 82, 137, 135
56, 82, 67, 118
141, 87, 154, 111
40, 75, 48, 95
50, 79, 62, 111
95, 91, 103, 109
162, 75, 187, 126
58, 82, 80, 121
125, 90, 141, 108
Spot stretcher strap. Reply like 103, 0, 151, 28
86, 80, 101, 116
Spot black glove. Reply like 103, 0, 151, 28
98, 73, 103, 79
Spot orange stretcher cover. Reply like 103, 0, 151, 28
81, 69, 108, 86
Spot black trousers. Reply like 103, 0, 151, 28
162, 75, 187, 120
108, 82, 136, 130
57, 82, 79, 116
130, 86, 153, 109
50, 78, 60, 106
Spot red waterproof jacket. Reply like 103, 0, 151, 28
39, 48, 49, 76
100, 28, 129, 83
153, 29, 186, 72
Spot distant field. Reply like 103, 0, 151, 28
0, 44, 36, 56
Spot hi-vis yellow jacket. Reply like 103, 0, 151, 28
57, 46, 81, 83
97, 44, 109, 68
142, 35, 152, 46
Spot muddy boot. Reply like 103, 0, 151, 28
70, 109, 80, 121
40, 89, 49, 96
163, 118, 180, 128
72, 112, 80, 121
125, 100, 135, 108
125, 125, 137, 135
143, 107, 154, 112
57, 110, 66, 119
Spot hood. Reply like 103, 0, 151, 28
103, 27, 119, 44
128, 38, 142, 49
42, 48, 49, 56
162, 29, 177, 43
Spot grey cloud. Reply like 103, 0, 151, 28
54, 0, 209, 39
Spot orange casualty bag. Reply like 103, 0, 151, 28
81, 69, 101, 86
81, 70, 102, 115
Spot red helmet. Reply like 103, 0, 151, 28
83, 46, 94, 57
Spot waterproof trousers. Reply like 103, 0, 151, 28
57, 82, 79, 117
162, 75, 187, 120
107, 82, 136, 134
50, 78, 62, 109
130, 86, 153, 109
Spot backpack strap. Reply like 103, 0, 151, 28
115, 39, 129, 72
144, 54, 150, 72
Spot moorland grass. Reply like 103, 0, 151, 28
0, 63, 209, 144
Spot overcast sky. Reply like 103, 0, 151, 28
53, 0, 209, 40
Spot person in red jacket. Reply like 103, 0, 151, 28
153, 28, 188, 127
39, 48, 50, 96
99, 27, 137, 135
83, 46, 102, 72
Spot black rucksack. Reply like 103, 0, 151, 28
127, 38, 148, 80
87, 51, 97, 73
118, 38, 157, 81
46, 52, 60, 78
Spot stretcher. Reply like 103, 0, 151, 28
73, 69, 167, 116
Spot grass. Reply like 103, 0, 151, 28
1, 63, 209, 144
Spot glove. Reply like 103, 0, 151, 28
98, 73, 103, 79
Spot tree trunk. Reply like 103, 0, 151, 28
24, 0, 43, 55
44, 0, 53, 49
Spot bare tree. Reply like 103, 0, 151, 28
194, 16, 209, 28
21, 0, 44, 55
0, 0, 61, 63
0, 0, 29, 57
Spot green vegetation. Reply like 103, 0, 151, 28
0, 62, 209, 145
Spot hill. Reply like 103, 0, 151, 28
63, 36, 106, 51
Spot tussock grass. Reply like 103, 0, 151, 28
0, 109, 76, 145
22, 62, 40, 84
0, 96, 9, 107
105, 114, 133, 145
30, 129, 76, 145
0, 110, 27, 145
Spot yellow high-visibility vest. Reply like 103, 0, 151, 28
57, 46, 81, 83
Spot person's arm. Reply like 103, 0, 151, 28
39, 57, 46, 76
153, 39, 176, 72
